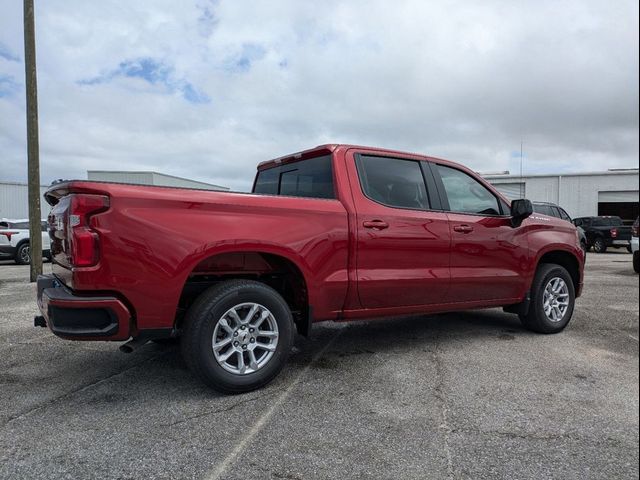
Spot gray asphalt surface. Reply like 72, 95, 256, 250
0, 253, 638, 479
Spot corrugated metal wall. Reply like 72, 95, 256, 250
0, 182, 50, 220
87, 171, 228, 191
485, 172, 639, 219
87, 171, 154, 185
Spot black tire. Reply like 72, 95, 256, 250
634, 252, 640, 274
181, 280, 294, 394
580, 240, 587, 252
592, 237, 607, 253
14, 243, 30, 265
520, 263, 576, 334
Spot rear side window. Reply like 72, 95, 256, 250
13, 222, 29, 229
437, 165, 502, 216
356, 155, 429, 210
253, 155, 334, 199
534, 204, 554, 216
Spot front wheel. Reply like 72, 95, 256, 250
520, 263, 576, 334
634, 252, 640, 274
181, 280, 294, 393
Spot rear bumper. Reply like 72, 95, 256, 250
36, 274, 131, 340
610, 239, 631, 247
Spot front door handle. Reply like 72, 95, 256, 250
453, 224, 474, 233
363, 220, 389, 230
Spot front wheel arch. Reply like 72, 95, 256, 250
519, 263, 576, 333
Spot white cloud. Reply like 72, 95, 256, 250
0, 0, 638, 191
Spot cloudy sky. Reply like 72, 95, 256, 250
1, 0, 638, 191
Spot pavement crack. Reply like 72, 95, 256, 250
0, 351, 166, 429
161, 388, 284, 428
430, 338, 455, 480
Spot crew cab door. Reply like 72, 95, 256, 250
431, 163, 528, 303
345, 151, 451, 308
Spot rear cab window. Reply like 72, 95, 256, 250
592, 217, 622, 227
253, 155, 335, 199
355, 155, 431, 210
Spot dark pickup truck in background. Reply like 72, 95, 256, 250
573, 216, 632, 253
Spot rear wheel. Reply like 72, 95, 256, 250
520, 263, 575, 334
15, 243, 30, 265
592, 237, 607, 253
181, 280, 294, 393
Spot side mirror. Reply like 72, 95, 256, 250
510, 199, 533, 228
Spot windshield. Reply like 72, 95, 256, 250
592, 217, 623, 227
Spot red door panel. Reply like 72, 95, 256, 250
343, 149, 452, 309
446, 213, 529, 303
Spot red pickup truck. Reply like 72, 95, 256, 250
36, 144, 584, 393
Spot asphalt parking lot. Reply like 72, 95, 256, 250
0, 253, 638, 480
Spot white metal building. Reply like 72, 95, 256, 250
0, 181, 49, 219
1, 172, 228, 220
87, 171, 229, 191
484, 169, 639, 222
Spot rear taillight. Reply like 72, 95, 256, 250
610, 228, 618, 238
68, 194, 109, 267
633, 224, 639, 237
0, 231, 18, 241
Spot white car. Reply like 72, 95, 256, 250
0, 218, 51, 265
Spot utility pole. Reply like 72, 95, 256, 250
24, 0, 43, 282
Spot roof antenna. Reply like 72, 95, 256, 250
520, 139, 524, 198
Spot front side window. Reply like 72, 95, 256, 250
253, 155, 334, 199
356, 155, 429, 210
437, 165, 502, 216
558, 208, 572, 222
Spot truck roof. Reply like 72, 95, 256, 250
257, 144, 459, 171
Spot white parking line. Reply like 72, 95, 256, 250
206, 329, 343, 480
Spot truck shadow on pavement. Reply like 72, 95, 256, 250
127, 309, 529, 395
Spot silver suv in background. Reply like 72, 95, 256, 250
0, 219, 51, 265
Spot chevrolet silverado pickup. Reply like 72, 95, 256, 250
36, 145, 585, 393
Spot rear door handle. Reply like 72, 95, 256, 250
453, 224, 474, 233
363, 220, 389, 230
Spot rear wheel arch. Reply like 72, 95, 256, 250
176, 250, 311, 336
